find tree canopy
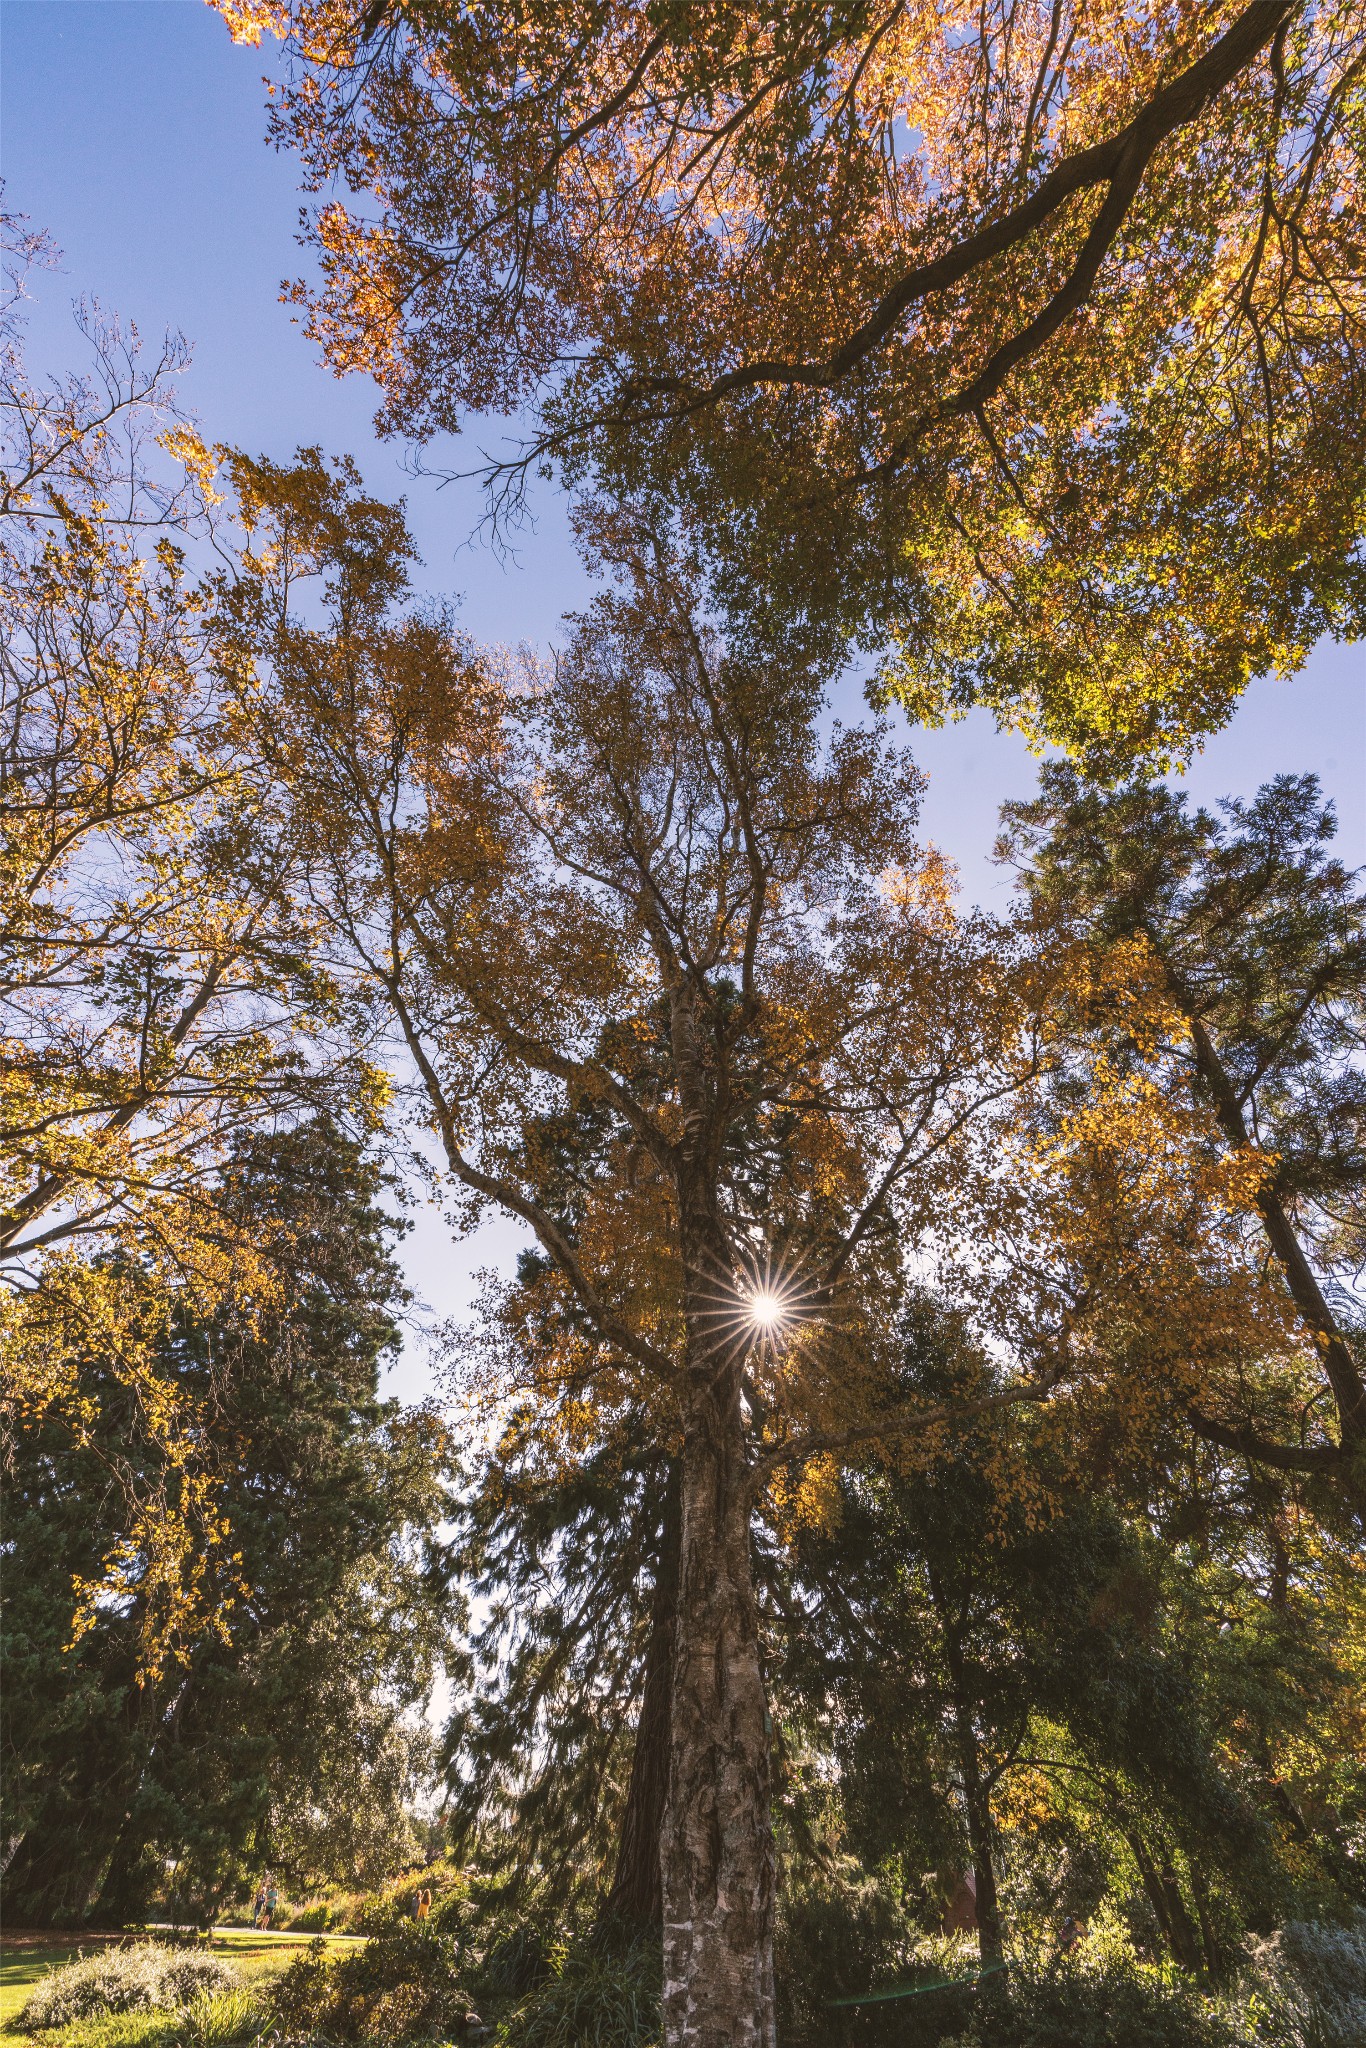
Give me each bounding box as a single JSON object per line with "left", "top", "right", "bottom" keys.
{"left": 215, "top": 0, "right": 1366, "bottom": 764}
{"left": 5, "top": 32, "right": 1364, "bottom": 2041}
{"left": 1, "top": 1115, "right": 454, "bottom": 1926}
{"left": 1001, "top": 765, "right": 1366, "bottom": 1478}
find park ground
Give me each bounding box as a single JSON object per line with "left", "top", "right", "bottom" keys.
{"left": 0, "top": 1929, "right": 361, "bottom": 2036}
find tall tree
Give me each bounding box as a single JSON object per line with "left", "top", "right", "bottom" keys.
{"left": 215, "top": 0, "right": 1365, "bottom": 766}
{"left": 221, "top": 455, "right": 1103, "bottom": 2047}
{"left": 0, "top": 226, "right": 382, "bottom": 1661}
{"left": 1, "top": 1116, "right": 454, "bottom": 1925}
{"left": 999, "top": 767, "right": 1366, "bottom": 1479}
{"left": 443, "top": 1401, "right": 678, "bottom": 1930}
{"left": 220, "top": 452, "right": 1355, "bottom": 2040}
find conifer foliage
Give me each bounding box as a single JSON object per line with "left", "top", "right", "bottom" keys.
{"left": 1001, "top": 767, "right": 1366, "bottom": 1478}
{"left": 1, "top": 1116, "right": 455, "bottom": 1926}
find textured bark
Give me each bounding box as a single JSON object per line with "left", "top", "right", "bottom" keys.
{"left": 941, "top": 1635, "right": 1003, "bottom": 1962}
{"left": 602, "top": 1460, "right": 681, "bottom": 1932}
{"left": 1129, "top": 1828, "right": 1203, "bottom": 1975}
{"left": 1127, "top": 1831, "right": 1178, "bottom": 1954}
{"left": 928, "top": 1563, "right": 1004, "bottom": 1967}
{"left": 1191, "top": 1868, "right": 1223, "bottom": 1983}
{"left": 660, "top": 1369, "right": 775, "bottom": 2048}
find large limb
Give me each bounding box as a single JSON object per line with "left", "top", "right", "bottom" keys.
{"left": 383, "top": 973, "right": 675, "bottom": 1382}
{"left": 630, "top": 1, "right": 1299, "bottom": 419}
{"left": 1185, "top": 1404, "right": 1354, "bottom": 1474}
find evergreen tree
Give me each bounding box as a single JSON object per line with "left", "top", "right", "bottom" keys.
{"left": 1000, "top": 768, "right": 1366, "bottom": 1479}
{"left": 1, "top": 1117, "right": 455, "bottom": 1925}
{"left": 779, "top": 1300, "right": 1356, "bottom": 1976}
{"left": 443, "top": 1411, "right": 677, "bottom": 1930}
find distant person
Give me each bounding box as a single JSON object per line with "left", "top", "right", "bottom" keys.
{"left": 415, "top": 1887, "right": 432, "bottom": 1921}
{"left": 257, "top": 1874, "right": 279, "bottom": 1930}
{"left": 1058, "top": 1914, "right": 1084, "bottom": 1954}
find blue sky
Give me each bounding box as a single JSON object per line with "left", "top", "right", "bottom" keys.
{"left": 4, "top": 0, "right": 1363, "bottom": 1393}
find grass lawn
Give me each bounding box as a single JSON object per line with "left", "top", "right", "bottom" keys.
{"left": 0, "top": 1931, "right": 361, "bottom": 2036}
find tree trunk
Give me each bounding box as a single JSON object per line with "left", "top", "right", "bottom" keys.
{"left": 1191, "top": 1866, "right": 1223, "bottom": 1983}
{"left": 1127, "top": 1830, "right": 1178, "bottom": 1956}
{"left": 602, "top": 1459, "right": 681, "bottom": 1933}
{"left": 1155, "top": 1847, "right": 1203, "bottom": 1974}
{"left": 962, "top": 1775, "right": 1004, "bottom": 1967}
{"left": 930, "top": 1567, "right": 1004, "bottom": 1967}
{"left": 660, "top": 1372, "right": 775, "bottom": 2048}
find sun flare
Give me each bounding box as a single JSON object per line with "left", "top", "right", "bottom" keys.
{"left": 746, "top": 1289, "right": 787, "bottom": 1331}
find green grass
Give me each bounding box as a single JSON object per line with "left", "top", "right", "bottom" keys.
{"left": 0, "top": 1932, "right": 358, "bottom": 2038}
{"left": 0, "top": 1952, "right": 88, "bottom": 2035}
{"left": 1, "top": 1987, "right": 264, "bottom": 2048}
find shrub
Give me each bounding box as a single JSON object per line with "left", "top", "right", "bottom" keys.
{"left": 284, "top": 1901, "right": 337, "bottom": 1933}
{"left": 775, "top": 1875, "right": 1242, "bottom": 2048}
{"left": 967, "top": 1956, "right": 1242, "bottom": 2048}
{"left": 154, "top": 1956, "right": 238, "bottom": 2010}
{"left": 267, "top": 1925, "right": 485, "bottom": 2043}
{"left": 495, "top": 1939, "right": 660, "bottom": 2048}
{"left": 470, "top": 1916, "right": 557, "bottom": 2002}
{"left": 1243, "top": 1912, "right": 1366, "bottom": 2048}
{"left": 17, "top": 1946, "right": 237, "bottom": 2032}
{"left": 776, "top": 1863, "right": 978, "bottom": 2047}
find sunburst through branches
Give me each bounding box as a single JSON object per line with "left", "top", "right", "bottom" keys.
{"left": 690, "top": 1245, "right": 824, "bottom": 1364}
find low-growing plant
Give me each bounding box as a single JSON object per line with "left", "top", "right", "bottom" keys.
{"left": 968, "top": 1954, "right": 1243, "bottom": 2048}
{"left": 17, "top": 1947, "right": 238, "bottom": 2033}
{"left": 469, "top": 1915, "right": 557, "bottom": 2002}
{"left": 1242, "top": 1912, "right": 1366, "bottom": 2048}
{"left": 776, "top": 1863, "right": 979, "bottom": 2047}
{"left": 495, "top": 1938, "right": 660, "bottom": 2048}
{"left": 284, "top": 1901, "right": 337, "bottom": 1933}
{"left": 267, "top": 1925, "right": 485, "bottom": 2043}
{"left": 18, "top": 1987, "right": 267, "bottom": 2048}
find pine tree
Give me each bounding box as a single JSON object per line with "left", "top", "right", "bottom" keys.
{"left": 1, "top": 1117, "right": 455, "bottom": 1925}
{"left": 1000, "top": 767, "right": 1366, "bottom": 1480}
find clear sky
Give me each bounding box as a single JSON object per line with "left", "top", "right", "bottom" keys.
{"left": 4, "top": 0, "right": 1363, "bottom": 1394}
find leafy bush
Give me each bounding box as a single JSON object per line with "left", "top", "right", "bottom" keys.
{"left": 495, "top": 1939, "right": 660, "bottom": 2048}
{"left": 284, "top": 1901, "right": 338, "bottom": 1932}
{"left": 1243, "top": 1913, "right": 1366, "bottom": 2048}
{"left": 775, "top": 1871, "right": 1244, "bottom": 2048}
{"left": 470, "top": 1917, "right": 557, "bottom": 2002}
{"left": 264, "top": 1908, "right": 653, "bottom": 2047}
{"left": 267, "top": 1926, "right": 485, "bottom": 2043}
{"left": 155, "top": 1957, "right": 239, "bottom": 2010}
{"left": 17, "top": 1946, "right": 237, "bottom": 2032}
{"left": 776, "top": 1863, "right": 978, "bottom": 2047}
{"left": 956, "top": 1956, "right": 1242, "bottom": 2048}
